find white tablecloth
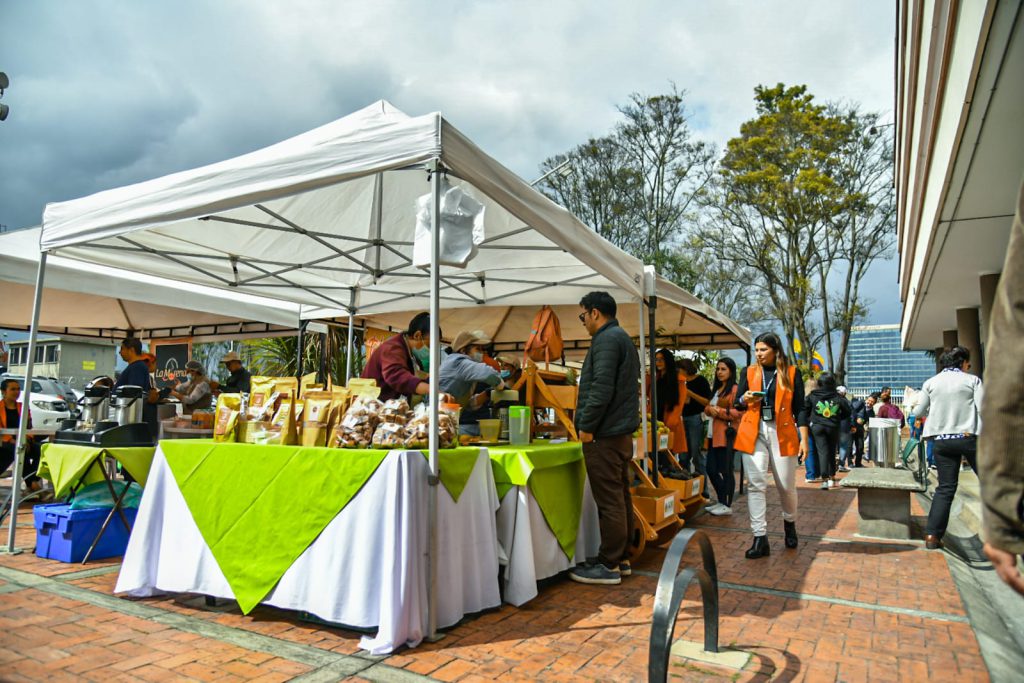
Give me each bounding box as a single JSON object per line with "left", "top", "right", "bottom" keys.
{"left": 496, "top": 476, "right": 600, "bottom": 606}
{"left": 115, "top": 447, "right": 501, "bottom": 654}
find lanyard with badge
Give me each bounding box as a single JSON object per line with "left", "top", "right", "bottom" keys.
{"left": 760, "top": 368, "right": 776, "bottom": 422}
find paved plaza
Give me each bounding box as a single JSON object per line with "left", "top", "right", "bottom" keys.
{"left": 0, "top": 472, "right": 1004, "bottom": 682}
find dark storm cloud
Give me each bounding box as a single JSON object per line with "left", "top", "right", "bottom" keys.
{"left": 0, "top": 0, "right": 900, "bottom": 322}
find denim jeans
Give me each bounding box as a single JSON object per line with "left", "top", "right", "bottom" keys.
{"left": 682, "top": 413, "right": 707, "bottom": 495}
{"left": 706, "top": 445, "right": 735, "bottom": 507}
{"left": 925, "top": 437, "right": 977, "bottom": 538}
{"left": 804, "top": 432, "right": 819, "bottom": 480}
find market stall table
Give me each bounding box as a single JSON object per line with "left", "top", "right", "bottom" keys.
{"left": 36, "top": 442, "right": 157, "bottom": 562}
{"left": 489, "top": 441, "right": 600, "bottom": 606}
{"left": 115, "top": 441, "right": 501, "bottom": 654}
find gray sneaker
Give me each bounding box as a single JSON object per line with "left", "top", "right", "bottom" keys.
{"left": 569, "top": 563, "right": 621, "bottom": 585}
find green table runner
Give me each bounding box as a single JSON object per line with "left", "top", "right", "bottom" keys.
{"left": 39, "top": 443, "right": 157, "bottom": 499}
{"left": 160, "top": 441, "right": 483, "bottom": 614}
{"left": 489, "top": 442, "right": 586, "bottom": 560}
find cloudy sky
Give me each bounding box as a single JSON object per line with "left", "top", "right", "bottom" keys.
{"left": 0, "top": 0, "right": 900, "bottom": 324}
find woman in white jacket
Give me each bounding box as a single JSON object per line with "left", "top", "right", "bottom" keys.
{"left": 917, "top": 346, "right": 984, "bottom": 550}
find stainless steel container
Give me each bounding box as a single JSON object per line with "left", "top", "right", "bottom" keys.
{"left": 78, "top": 385, "right": 111, "bottom": 425}
{"left": 110, "top": 385, "right": 145, "bottom": 425}
{"left": 868, "top": 417, "right": 901, "bottom": 467}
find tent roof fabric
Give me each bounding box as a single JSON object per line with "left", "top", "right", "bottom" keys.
{"left": 39, "top": 101, "right": 749, "bottom": 348}
{"left": 0, "top": 227, "right": 300, "bottom": 339}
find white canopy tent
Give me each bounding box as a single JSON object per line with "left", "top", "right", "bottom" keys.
{"left": 12, "top": 101, "right": 748, "bottom": 639}
{"left": 352, "top": 276, "right": 750, "bottom": 361}
{"left": 0, "top": 227, "right": 301, "bottom": 340}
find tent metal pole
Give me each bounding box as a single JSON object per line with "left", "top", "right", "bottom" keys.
{"left": 637, "top": 299, "right": 649, "bottom": 478}
{"left": 648, "top": 298, "right": 659, "bottom": 486}
{"left": 295, "top": 321, "right": 306, "bottom": 378}
{"left": 426, "top": 158, "right": 442, "bottom": 641}
{"left": 318, "top": 332, "right": 328, "bottom": 386}
{"left": 345, "top": 290, "right": 356, "bottom": 383}
{"left": 5, "top": 252, "right": 47, "bottom": 554}
{"left": 644, "top": 266, "right": 658, "bottom": 486}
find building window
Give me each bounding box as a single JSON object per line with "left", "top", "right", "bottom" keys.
{"left": 45, "top": 345, "right": 59, "bottom": 363}
{"left": 35, "top": 346, "right": 44, "bottom": 363}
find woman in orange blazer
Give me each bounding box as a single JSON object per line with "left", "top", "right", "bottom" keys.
{"left": 733, "top": 332, "right": 809, "bottom": 559}
{"left": 703, "top": 358, "right": 741, "bottom": 515}
{"left": 654, "top": 349, "right": 687, "bottom": 464}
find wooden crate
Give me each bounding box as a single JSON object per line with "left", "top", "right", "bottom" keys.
{"left": 533, "top": 384, "right": 577, "bottom": 410}
{"left": 631, "top": 486, "right": 678, "bottom": 525}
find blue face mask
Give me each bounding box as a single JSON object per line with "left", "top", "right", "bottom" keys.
{"left": 412, "top": 344, "right": 430, "bottom": 371}
{"left": 500, "top": 370, "right": 511, "bottom": 379}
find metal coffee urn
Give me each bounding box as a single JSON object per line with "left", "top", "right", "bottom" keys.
{"left": 110, "top": 385, "right": 144, "bottom": 425}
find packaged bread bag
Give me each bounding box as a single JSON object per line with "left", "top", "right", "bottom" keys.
{"left": 213, "top": 394, "right": 242, "bottom": 443}
{"left": 301, "top": 390, "right": 334, "bottom": 447}
{"left": 271, "top": 390, "right": 300, "bottom": 445}
{"left": 332, "top": 395, "right": 383, "bottom": 448}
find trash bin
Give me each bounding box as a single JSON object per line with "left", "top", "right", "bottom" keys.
{"left": 868, "top": 417, "right": 901, "bottom": 467}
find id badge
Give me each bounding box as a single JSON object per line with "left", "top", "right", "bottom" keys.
{"left": 760, "top": 403, "right": 775, "bottom": 422}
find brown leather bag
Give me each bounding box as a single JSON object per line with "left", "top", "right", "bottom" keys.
{"left": 524, "top": 305, "right": 564, "bottom": 365}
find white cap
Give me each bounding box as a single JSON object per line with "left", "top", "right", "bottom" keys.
{"left": 837, "top": 385, "right": 847, "bottom": 395}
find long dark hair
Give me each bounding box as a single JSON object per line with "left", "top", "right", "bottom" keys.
{"left": 712, "top": 357, "right": 737, "bottom": 397}
{"left": 655, "top": 349, "right": 680, "bottom": 415}
{"left": 754, "top": 332, "right": 792, "bottom": 392}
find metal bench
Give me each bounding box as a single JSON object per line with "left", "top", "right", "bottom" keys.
{"left": 839, "top": 439, "right": 927, "bottom": 540}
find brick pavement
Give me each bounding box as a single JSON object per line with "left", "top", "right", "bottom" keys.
{"left": 0, "top": 469, "right": 990, "bottom": 682}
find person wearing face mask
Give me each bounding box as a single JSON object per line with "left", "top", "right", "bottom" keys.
{"left": 170, "top": 361, "right": 213, "bottom": 414}
{"left": 361, "top": 312, "right": 440, "bottom": 401}
{"left": 440, "top": 330, "right": 505, "bottom": 435}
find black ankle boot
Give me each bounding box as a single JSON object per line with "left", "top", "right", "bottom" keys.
{"left": 745, "top": 535, "right": 770, "bottom": 559}
{"left": 784, "top": 521, "right": 798, "bottom": 549}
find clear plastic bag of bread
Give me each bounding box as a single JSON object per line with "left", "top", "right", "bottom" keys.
{"left": 380, "top": 398, "right": 411, "bottom": 425}
{"left": 403, "top": 402, "right": 456, "bottom": 449}
{"left": 371, "top": 421, "right": 407, "bottom": 448}
{"left": 333, "top": 395, "right": 383, "bottom": 448}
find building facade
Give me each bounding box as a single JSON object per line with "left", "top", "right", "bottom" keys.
{"left": 896, "top": 1, "right": 1022, "bottom": 375}
{"left": 845, "top": 324, "right": 936, "bottom": 400}
{"left": 6, "top": 336, "right": 117, "bottom": 389}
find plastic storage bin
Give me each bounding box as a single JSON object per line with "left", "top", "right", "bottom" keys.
{"left": 33, "top": 503, "right": 138, "bottom": 563}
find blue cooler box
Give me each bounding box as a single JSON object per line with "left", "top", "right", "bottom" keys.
{"left": 33, "top": 503, "right": 138, "bottom": 563}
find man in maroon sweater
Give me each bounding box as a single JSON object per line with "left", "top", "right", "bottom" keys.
{"left": 361, "top": 312, "right": 440, "bottom": 401}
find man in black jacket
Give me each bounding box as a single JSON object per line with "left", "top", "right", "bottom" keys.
{"left": 569, "top": 291, "right": 640, "bottom": 586}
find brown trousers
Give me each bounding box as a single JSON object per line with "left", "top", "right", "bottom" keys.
{"left": 583, "top": 433, "right": 634, "bottom": 568}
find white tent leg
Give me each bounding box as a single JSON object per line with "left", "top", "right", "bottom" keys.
{"left": 5, "top": 252, "right": 47, "bottom": 554}
{"left": 638, "top": 298, "right": 649, "bottom": 477}
{"left": 426, "top": 159, "right": 442, "bottom": 641}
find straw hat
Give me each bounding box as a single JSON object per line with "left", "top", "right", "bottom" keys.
{"left": 220, "top": 351, "right": 242, "bottom": 364}
{"left": 452, "top": 330, "right": 491, "bottom": 353}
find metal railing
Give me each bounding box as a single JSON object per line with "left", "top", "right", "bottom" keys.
{"left": 648, "top": 528, "right": 719, "bottom": 682}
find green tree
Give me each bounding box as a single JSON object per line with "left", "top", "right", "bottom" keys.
{"left": 700, "top": 84, "right": 857, "bottom": 358}
{"left": 243, "top": 327, "right": 364, "bottom": 385}
{"left": 539, "top": 86, "right": 716, "bottom": 287}
{"left": 813, "top": 107, "right": 896, "bottom": 382}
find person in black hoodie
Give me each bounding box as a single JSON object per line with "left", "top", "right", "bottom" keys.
{"left": 802, "top": 372, "right": 851, "bottom": 490}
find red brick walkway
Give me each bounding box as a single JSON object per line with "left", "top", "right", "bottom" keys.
{"left": 0, "top": 472, "right": 989, "bottom": 682}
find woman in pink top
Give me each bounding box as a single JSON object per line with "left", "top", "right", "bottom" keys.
{"left": 704, "top": 358, "right": 742, "bottom": 515}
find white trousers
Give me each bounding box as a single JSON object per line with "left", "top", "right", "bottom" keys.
{"left": 741, "top": 420, "right": 798, "bottom": 537}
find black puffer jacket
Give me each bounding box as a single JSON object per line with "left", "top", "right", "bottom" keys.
{"left": 575, "top": 320, "right": 640, "bottom": 438}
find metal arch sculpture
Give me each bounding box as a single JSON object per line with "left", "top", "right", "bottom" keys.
{"left": 648, "top": 528, "right": 719, "bottom": 682}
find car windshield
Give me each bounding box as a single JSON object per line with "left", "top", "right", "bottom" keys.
{"left": 1, "top": 377, "right": 44, "bottom": 394}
